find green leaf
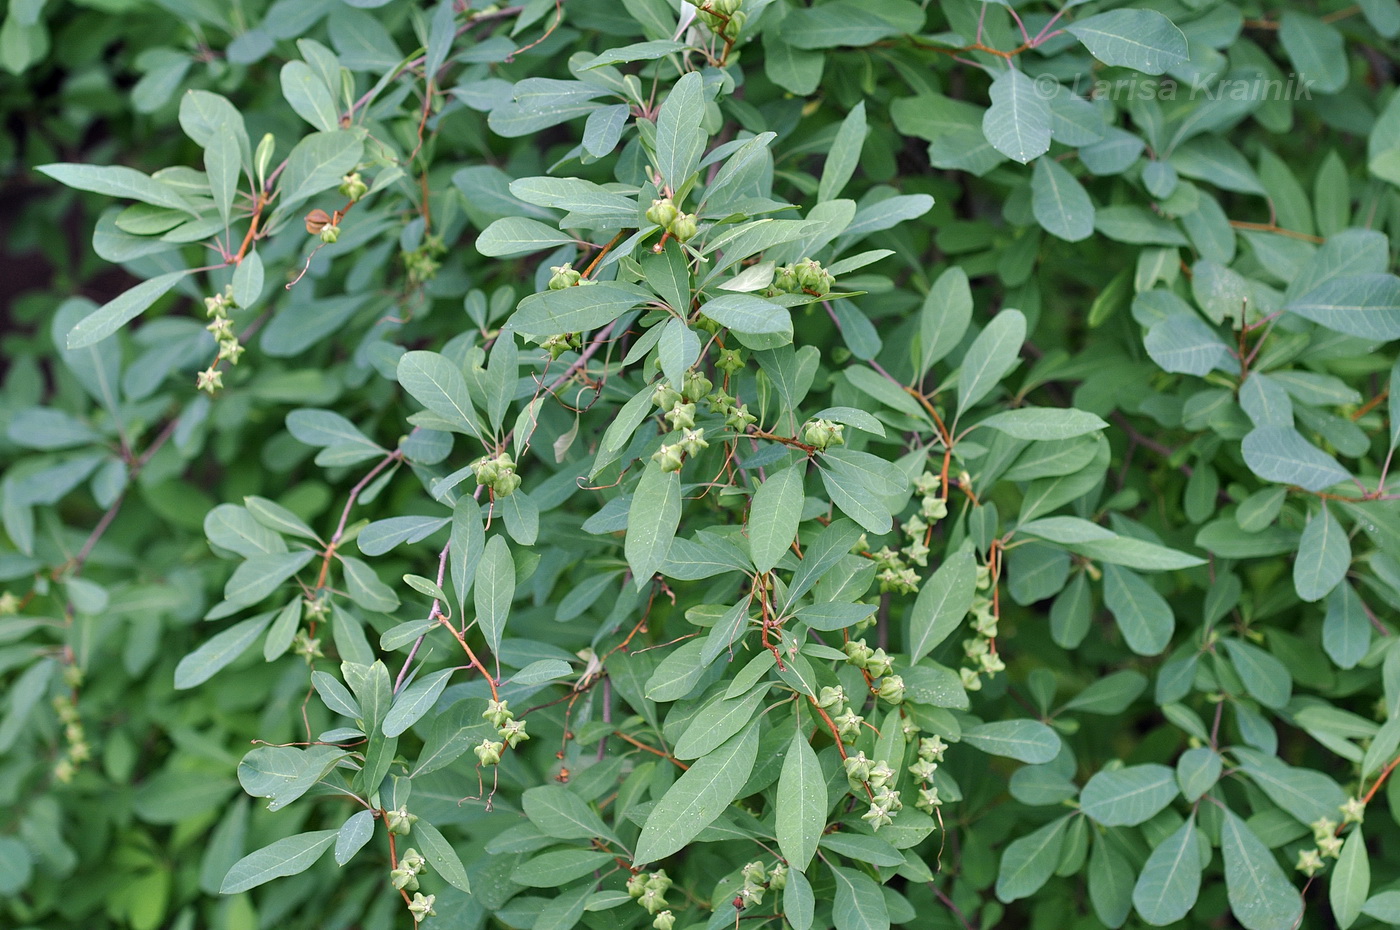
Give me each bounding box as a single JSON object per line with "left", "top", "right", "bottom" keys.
{"left": 633, "top": 721, "right": 759, "bottom": 864}
{"left": 1390, "top": 356, "right": 1400, "bottom": 452}
{"left": 397, "top": 350, "right": 484, "bottom": 436}
{"left": 1279, "top": 12, "right": 1348, "bottom": 94}
{"left": 1177, "top": 748, "right": 1222, "bottom": 802}
{"left": 831, "top": 864, "right": 891, "bottom": 930}
{"left": 511, "top": 282, "right": 652, "bottom": 338}
{"left": 220, "top": 830, "right": 338, "bottom": 894}
{"left": 205, "top": 124, "right": 239, "bottom": 227}
{"left": 277, "top": 130, "right": 364, "bottom": 212}
{"left": 1220, "top": 807, "right": 1303, "bottom": 930}
{"left": 1132, "top": 817, "right": 1202, "bottom": 926}
{"left": 1363, "top": 890, "right": 1400, "bottom": 923}
{"left": 237, "top": 744, "right": 347, "bottom": 812}
{"left": 1102, "top": 564, "right": 1174, "bottom": 656}
{"left": 674, "top": 687, "right": 768, "bottom": 759}
{"left": 1031, "top": 157, "right": 1094, "bottom": 242}
{"left": 654, "top": 71, "right": 706, "bottom": 192}
{"left": 1065, "top": 10, "right": 1189, "bottom": 75}
{"left": 287, "top": 409, "right": 382, "bottom": 455}
{"left": 1234, "top": 748, "right": 1346, "bottom": 826}
{"left": 776, "top": 729, "right": 824, "bottom": 870}
{"left": 982, "top": 69, "right": 1051, "bottom": 165}
{"left": 477, "top": 217, "right": 576, "bottom": 258}
{"left": 1332, "top": 827, "right": 1369, "bottom": 930}
{"left": 475, "top": 535, "right": 514, "bottom": 654}
{"left": 37, "top": 162, "right": 195, "bottom": 213}
{"left": 819, "top": 101, "right": 867, "bottom": 202}
{"left": 640, "top": 239, "right": 690, "bottom": 315}
{"left": 702, "top": 294, "right": 792, "bottom": 335}
{"left": 414, "top": 820, "right": 472, "bottom": 893}
{"left": 245, "top": 496, "right": 319, "bottom": 542}
{"left": 450, "top": 494, "right": 484, "bottom": 620}
{"left": 626, "top": 462, "right": 681, "bottom": 588}
{"left": 383, "top": 669, "right": 453, "bottom": 737}
{"left": 1324, "top": 582, "right": 1371, "bottom": 670}
{"left": 334, "top": 810, "right": 375, "bottom": 866}
{"left": 977, "top": 407, "right": 1108, "bottom": 441}
{"left": 523, "top": 785, "right": 621, "bottom": 845}
{"left": 1060, "top": 670, "right": 1147, "bottom": 715}
{"left": 281, "top": 60, "right": 338, "bottom": 131}
{"left": 784, "top": 0, "right": 923, "bottom": 49}
{"left": 962, "top": 719, "right": 1061, "bottom": 763}
{"left": 957, "top": 309, "right": 1026, "bottom": 419}
{"left": 1079, "top": 764, "right": 1179, "bottom": 826}
{"left": 907, "top": 546, "right": 977, "bottom": 663}
{"left": 1144, "top": 315, "right": 1231, "bottom": 376}
{"left": 357, "top": 515, "right": 450, "bottom": 556}
{"left": 66, "top": 270, "right": 190, "bottom": 348}
{"left": 749, "top": 464, "right": 804, "bottom": 574}
{"left": 1221, "top": 639, "right": 1292, "bottom": 709}
{"left": 785, "top": 868, "right": 815, "bottom": 930}
{"left": 1285, "top": 274, "right": 1400, "bottom": 340}
{"left": 512, "top": 849, "right": 615, "bottom": 887}
{"left": 1294, "top": 505, "right": 1349, "bottom": 602}
{"left": 918, "top": 266, "right": 973, "bottom": 376}
{"left": 996, "top": 815, "right": 1071, "bottom": 902}
{"left": 222, "top": 551, "right": 316, "bottom": 611}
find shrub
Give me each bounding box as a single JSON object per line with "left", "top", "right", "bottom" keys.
{"left": 4, "top": 1, "right": 1400, "bottom": 929}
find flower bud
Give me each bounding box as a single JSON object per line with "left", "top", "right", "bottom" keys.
{"left": 725, "top": 404, "right": 756, "bottom": 430}
{"left": 843, "top": 750, "right": 874, "bottom": 782}
{"left": 653, "top": 443, "right": 686, "bottom": 473}
{"left": 390, "top": 867, "right": 419, "bottom": 891}
{"left": 876, "top": 675, "right": 905, "bottom": 704}
{"left": 320, "top": 224, "right": 341, "bottom": 244}
{"left": 868, "top": 761, "right": 895, "bottom": 790}
{"left": 817, "top": 685, "right": 846, "bottom": 709}
{"left": 653, "top": 911, "right": 676, "bottom": 930}
{"left": 541, "top": 333, "right": 572, "bottom": 359}
{"left": 408, "top": 892, "right": 436, "bottom": 923}
{"left": 833, "top": 707, "right": 863, "bottom": 743}
{"left": 339, "top": 172, "right": 369, "bottom": 201}
{"left": 196, "top": 367, "right": 224, "bottom": 395}
{"left": 716, "top": 348, "right": 744, "bottom": 373}
{"left": 682, "top": 371, "right": 713, "bottom": 403}
{"left": 548, "top": 263, "right": 582, "bottom": 290}
{"left": 386, "top": 806, "right": 418, "bottom": 835}
{"left": 667, "top": 213, "right": 699, "bottom": 243}
{"left": 665, "top": 401, "right": 697, "bottom": 431}
{"left": 843, "top": 639, "right": 874, "bottom": 668}
{"left": 919, "top": 735, "right": 947, "bottom": 762}
{"left": 646, "top": 198, "right": 680, "bottom": 229}
{"left": 865, "top": 648, "right": 893, "bottom": 678}
{"left": 639, "top": 886, "right": 669, "bottom": 914}
{"left": 802, "top": 418, "right": 844, "bottom": 450}
{"left": 499, "top": 717, "right": 530, "bottom": 748}
{"left": 474, "top": 739, "right": 504, "bottom": 765}
{"left": 483, "top": 699, "right": 513, "bottom": 728}
{"left": 679, "top": 428, "right": 709, "bottom": 456}
{"left": 652, "top": 382, "right": 683, "bottom": 412}
{"left": 916, "top": 786, "right": 943, "bottom": 813}
{"left": 768, "top": 863, "right": 787, "bottom": 890}
{"left": 773, "top": 264, "right": 799, "bottom": 294}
